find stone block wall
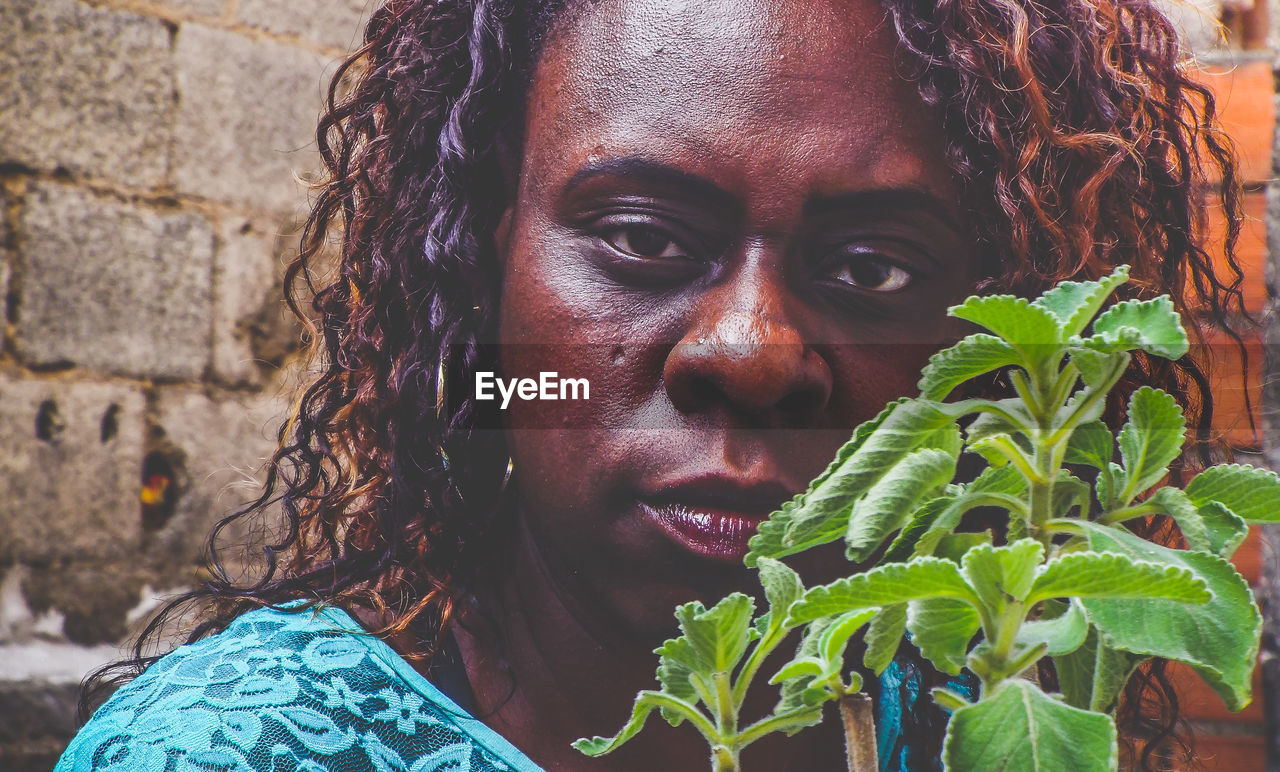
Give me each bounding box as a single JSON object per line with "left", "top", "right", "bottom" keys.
{"left": 0, "top": 1, "right": 366, "bottom": 769}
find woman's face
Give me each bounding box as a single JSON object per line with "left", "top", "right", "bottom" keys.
{"left": 497, "top": 0, "right": 980, "bottom": 637}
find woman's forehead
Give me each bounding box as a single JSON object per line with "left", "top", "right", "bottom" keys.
{"left": 520, "top": 0, "right": 954, "bottom": 209}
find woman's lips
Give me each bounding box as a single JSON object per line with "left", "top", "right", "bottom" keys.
{"left": 637, "top": 477, "right": 791, "bottom": 563}
{"left": 639, "top": 501, "right": 768, "bottom": 562}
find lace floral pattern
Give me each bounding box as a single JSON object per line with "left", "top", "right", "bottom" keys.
{"left": 57, "top": 603, "right": 973, "bottom": 771}
{"left": 55, "top": 605, "right": 543, "bottom": 772}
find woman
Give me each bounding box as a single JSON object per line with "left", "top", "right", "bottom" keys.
{"left": 59, "top": 0, "right": 1249, "bottom": 770}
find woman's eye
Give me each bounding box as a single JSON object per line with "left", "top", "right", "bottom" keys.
{"left": 826, "top": 259, "right": 913, "bottom": 293}
{"left": 603, "top": 226, "right": 686, "bottom": 259}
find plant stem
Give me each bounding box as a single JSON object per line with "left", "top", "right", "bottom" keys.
{"left": 840, "top": 694, "right": 879, "bottom": 772}
{"left": 711, "top": 745, "right": 739, "bottom": 772}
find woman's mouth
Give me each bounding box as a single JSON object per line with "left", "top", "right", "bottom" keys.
{"left": 638, "top": 502, "right": 769, "bottom": 562}
{"left": 637, "top": 477, "right": 792, "bottom": 563}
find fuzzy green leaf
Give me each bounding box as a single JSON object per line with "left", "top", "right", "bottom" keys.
{"left": 863, "top": 603, "right": 907, "bottom": 675}
{"left": 755, "top": 400, "right": 961, "bottom": 561}
{"left": 773, "top": 610, "right": 876, "bottom": 715}
{"left": 1090, "top": 296, "right": 1189, "bottom": 360}
{"left": 962, "top": 540, "right": 1044, "bottom": 610}
{"left": 1015, "top": 599, "right": 1089, "bottom": 657}
{"left": 1052, "top": 472, "right": 1092, "bottom": 519}
{"left": 773, "top": 617, "right": 834, "bottom": 714}
{"left": 1145, "top": 486, "right": 1211, "bottom": 553}
{"left": 1033, "top": 265, "right": 1130, "bottom": 336}
{"left": 1053, "top": 626, "right": 1145, "bottom": 712}
{"left": 1064, "top": 420, "right": 1113, "bottom": 470}
{"left": 574, "top": 691, "right": 706, "bottom": 756}
{"left": 943, "top": 679, "right": 1118, "bottom": 771}
{"left": 788, "top": 559, "right": 977, "bottom": 625}
{"left": 949, "top": 295, "right": 1064, "bottom": 370}
{"left": 903, "top": 467, "right": 1028, "bottom": 560}
{"left": 746, "top": 399, "right": 906, "bottom": 566}
{"left": 845, "top": 447, "right": 957, "bottom": 562}
{"left": 1186, "top": 464, "right": 1280, "bottom": 523}
{"left": 1198, "top": 501, "right": 1250, "bottom": 560}
{"left": 1079, "top": 522, "right": 1262, "bottom": 711}
{"left": 674, "top": 594, "right": 756, "bottom": 675}
{"left": 654, "top": 637, "right": 700, "bottom": 724}
{"left": 964, "top": 398, "right": 1034, "bottom": 446}
{"left": 907, "top": 597, "right": 981, "bottom": 675}
{"left": 1027, "top": 552, "right": 1209, "bottom": 606}
{"left": 1117, "top": 387, "right": 1184, "bottom": 501}
{"left": 756, "top": 557, "right": 804, "bottom": 627}
{"left": 1069, "top": 347, "right": 1123, "bottom": 389}
{"left": 917, "top": 334, "right": 1020, "bottom": 401}
{"left": 882, "top": 495, "right": 957, "bottom": 563}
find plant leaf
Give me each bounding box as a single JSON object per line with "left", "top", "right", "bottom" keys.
{"left": 949, "top": 295, "right": 1064, "bottom": 370}
{"left": 1117, "top": 387, "right": 1184, "bottom": 502}
{"left": 882, "top": 495, "right": 957, "bottom": 563}
{"left": 1053, "top": 626, "right": 1145, "bottom": 712}
{"left": 574, "top": 691, "right": 706, "bottom": 756}
{"left": 845, "top": 447, "right": 957, "bottom": 562}
{"left": 907, "top": 597, "right": 981, "bottom": 675}
{"left": 1186, "top": 463, "right": 1280, "bottom": 523}
{"left": 964, "top": 398, "right": 1034, "bottom": 446}
{"left": 1064, "top": 421, "right": 1113, "bottom": 470}
{"left": 862, "top": 603, "right": 907, "bottom": 675}
{"left": 1052, "top": 472, "right": 1092, "bottom": 519}
{"left": 1027, "top": 551, "right": 1209, "bottom": 606}
{"left": 674, "top": 594, "right": 756, "bottom": 675}
{"left": 756, "top": 557, "right": 804, "bottom": 628}
{"left": 788, "top": 559, "right": 977, "bottom": 625}
{"left": 961, "top": 540, "right": 1045, "bottom": 610}
{"left": 942, "top": 679, "right": 1117, "bottom": 771}
{"left": 1090, "top": 296, "right": 1189, "bottom": 360}
{"left": 753, "top": 400, "right": 961, "bottom": 561}
{"left": 1015, "top": 599, "right": 1088, "bottom": 656}
{"left": 654, "top": 637, "right": 700, "bottom": 724}
{"left": 1069, "top": 347, "right": 1123, "bottom": 389}
{"left": 746, "top": 399, "right": 905, "bottom": 566}
{"left": 905, "top": 466, "right": 1028, "bottom": 560}
{"left": 1078, "top": 522, "right": 1262, "bottom": 711}
{"left": 1144, "top": 487, "right": 1211, "bottom": 553}
{"left": 1033, "top": 265, "right": 1130, "bottom": 336}
{"left": 917, "top": 334, "right": 1020, "bottom": 401}
{"left": 1198, "top": 501, "right": 1250, "bottom": 560}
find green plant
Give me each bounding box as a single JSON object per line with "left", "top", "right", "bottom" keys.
{"left": 573, "top": 266, "right": 1275, "bottom": 770}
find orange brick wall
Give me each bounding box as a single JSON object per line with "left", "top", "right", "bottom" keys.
{"left": 1178, "top": 60, "right": 1272, "bottom": 772}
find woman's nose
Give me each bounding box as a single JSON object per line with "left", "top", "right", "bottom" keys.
{"left": 662, "top": 273, "right": 833, "bottom": 422}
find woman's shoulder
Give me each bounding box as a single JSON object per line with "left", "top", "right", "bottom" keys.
{"left": 55, "top": 603, "right": 544, "bottom": 772}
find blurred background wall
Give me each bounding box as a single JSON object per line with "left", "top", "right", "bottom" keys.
{"left": 0, "top": 1, "right": 1276, "bottom": 770}
{"left": 0, "top": 1, "right": 366, "bottom": 768}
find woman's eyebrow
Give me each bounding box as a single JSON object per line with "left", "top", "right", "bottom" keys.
{"left": 804, "top": 188, "right": 962, "bottom": 231}
{"left": 561, "top": 156, "right": 737, "bottom": 208}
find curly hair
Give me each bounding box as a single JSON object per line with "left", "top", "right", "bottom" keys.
{"left": 86, "top": 0, "right": 1252, "bottom": 767}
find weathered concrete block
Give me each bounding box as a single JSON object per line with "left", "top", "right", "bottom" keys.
{"left": 156, "top": 0, "right": 227, "bottom": 17}
{"left": 0, "top": 376, "right": 144, "bottom": 564}
{"left": 172, "top": 24, "right": 331, "bottom": 212}
{"left": 238, "top": 0, "right": 370, "bottom": 50}
{"left": 0, "top": 0, "right": 173, "bottom": 187}
{"left": 1154, "top": 0, "right": 1227, "bottom": 55}
{"left": 15, "top": 182, "right": 214, "bottom": 379}
{"left": 149, "top": 385, "right": 291, "bottom": 570}
{"left": 213, "top": 216, "right": 301, "bottom": 385}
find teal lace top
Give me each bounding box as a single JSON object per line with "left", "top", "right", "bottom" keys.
{"left": 57, "top": 604, "right": 974, "bottom": 771}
